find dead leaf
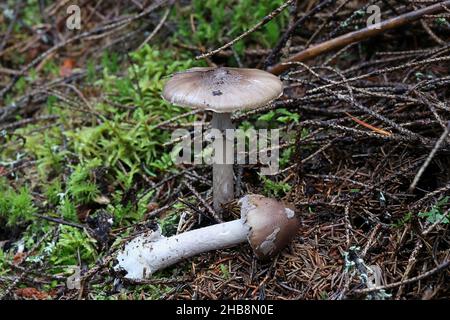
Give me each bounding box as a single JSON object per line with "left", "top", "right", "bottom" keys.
{"left": 15, "top": 287, "right": 53, "bottom": 300}
{"left": 13, "top": 252, "right": 26, "bottom": 265}
{"left": 345, "top": 112, "right": 392, "bottom": 136}
{"left": 147, "top": 202, "right": 159, "bottom": 212}
{"left": 59, "top": 58, "right": 76, "bottom": 77}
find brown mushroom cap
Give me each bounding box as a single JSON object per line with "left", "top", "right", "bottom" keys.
{"left": 162, "top": 67, "right": 283, "bottom": 113}
{"left": 239, "top": 194, "right": 300, "bottom": 260}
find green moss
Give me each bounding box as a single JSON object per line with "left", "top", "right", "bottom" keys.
{"left": 49, "top": 226, "right": 97, "bottom": 266}
{"left": 0, "top": 179, "right": 36, "bottom": 226}
{"left": 418, "top": 196, "right": 449, "bottom": 224}
{"left": 174, "top": 0, "right": 288, "bottom": 59}
{"left": 66, "top": 160, "right": 101, "bottom": 205}
{"left": 260, "top": 175, "right": 292, "bottom": 197}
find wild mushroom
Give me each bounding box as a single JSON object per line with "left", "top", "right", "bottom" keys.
{"left": 162, "top": 67, "right": 283, "bottom": 213}
{"left": 115, "top": 194, "right": 300, "bottom": 279}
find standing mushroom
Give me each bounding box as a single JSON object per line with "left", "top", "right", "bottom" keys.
{"left": 162, "top": 67, "right": 283, "bottom": 213}
{"left": 115, "top": 194, "right": 300, "bottom": 279}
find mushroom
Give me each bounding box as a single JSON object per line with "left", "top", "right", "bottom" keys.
{"left": 115, "top": 194, "right": 300, "bottom": 279}
{"left": 162, "top": 67, "right": 283, "bottom": 213}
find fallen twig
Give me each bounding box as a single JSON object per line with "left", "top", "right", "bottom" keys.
{"left": 353, "top": 259, "right": 450, "bottom": 295}
{"left": 195, "top": 0, "right": 294, "bottom": 60}
{"left": 268, "top": 1, "right": 450, "bottom": 75}
{"left": 409, "top": 122, "right": 450, "bottom": 192}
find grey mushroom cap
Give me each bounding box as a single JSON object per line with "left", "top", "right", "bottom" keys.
{"left": 162, "top": 67, "right": 283, "bottom": 113}
{"left": 239, "top": 194, "right": 300, "bottom": 260}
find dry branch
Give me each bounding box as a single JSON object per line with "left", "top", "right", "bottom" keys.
{"left": 268, "top": 1, "right": 450, "bottom": 75}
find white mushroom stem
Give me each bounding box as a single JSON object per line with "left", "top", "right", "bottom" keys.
{"left": 211, "top": 112, "right": 235, "bottom": 213}
{"left": 116, "top": 219, "right": 249, "bottom": 279}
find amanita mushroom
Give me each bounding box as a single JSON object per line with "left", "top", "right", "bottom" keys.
{"left": 115, "top": 194, "right": 300, "bottom": 279}
{"left": 162, "top": 67, "right": 283, "bottom": 212}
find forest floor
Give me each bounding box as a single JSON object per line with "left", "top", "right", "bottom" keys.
{"left": 0, "top": 0, "right": 449, "bottom": 300}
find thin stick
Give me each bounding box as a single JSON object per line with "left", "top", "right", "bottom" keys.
{"left": 138, "top": 6, "right": 172, "bottom": 50}
{"left": 183, "top": 180, "right": 222, "bottom": 223}
{"left": 265, "top": 0, "right": 335, "bottom": 67}
{"left": 34, "top": 213, "right": 87, "bottom": 230}
{"left": 353, "top": 259, "right": 450, "bottom": 294}
{"left": 0, "top": 0, "right": 23, "bottom": 51}
{"left": 268, "top": 1, "right": 450, "bottom": 75}
{"left": 409, "top": 122, "right": 450, "bottom": 192}
{"left": 195, "top": 0, "right": 294, "bottom": 60}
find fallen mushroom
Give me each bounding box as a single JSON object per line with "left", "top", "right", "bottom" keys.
{"left": 162, "top": 67, "right": 283, "bottom": 213}
{"left": 115, "top": 194, "right": 300, "bottom": 279}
